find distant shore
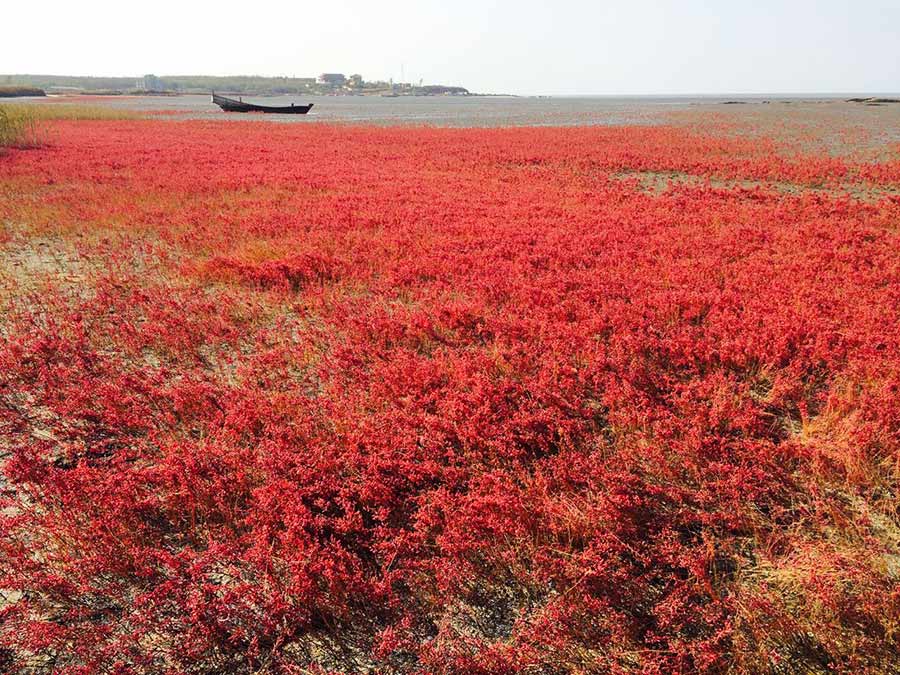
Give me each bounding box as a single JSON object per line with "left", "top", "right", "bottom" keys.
{"left": 1, "top": 74, "right": 478, "bottom": 98}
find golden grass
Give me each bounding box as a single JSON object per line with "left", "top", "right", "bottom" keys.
{"left": 0, "top": 102, "right": 142, "bottom": 121}
{"left": 0, "top": 103, "right": 142, "bottom": 150}
{"left": 0, "top": 105, "right": 39, "bottom": 148}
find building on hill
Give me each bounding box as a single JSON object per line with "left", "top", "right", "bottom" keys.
{"left": 318, "top": 73, "right": 347, "bottom": 87}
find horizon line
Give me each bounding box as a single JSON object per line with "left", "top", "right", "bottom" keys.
{"left": 4, "top": 74, "right": 899, "bottom": 99}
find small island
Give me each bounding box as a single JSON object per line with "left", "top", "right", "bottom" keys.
{"left": 0, "top": 85, "right": 46, "bottom": 98}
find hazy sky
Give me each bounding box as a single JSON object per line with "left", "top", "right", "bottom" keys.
{"left": 4, "top": 0, "right": 899, "bottom": 95}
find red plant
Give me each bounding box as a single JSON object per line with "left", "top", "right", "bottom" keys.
{"left": 1, "top": 118, "right": 899, "bottom": 673}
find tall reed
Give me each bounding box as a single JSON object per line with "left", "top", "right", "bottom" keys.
{"left": 1, "top": 103, "right": 142, "bottom": 149}
{"left": 7, "top": 103, "right": 141, "bottom": 121}
{"left": 0, "top": 104, "right": 39, "bottom": 148}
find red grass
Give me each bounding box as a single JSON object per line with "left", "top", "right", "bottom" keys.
{"left": 1, "top": 119, "right": 899, "bottom": 673}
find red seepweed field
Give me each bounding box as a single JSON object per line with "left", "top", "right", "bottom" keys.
{"left": 2, "top": 115, "right": 900, "bottom": 673}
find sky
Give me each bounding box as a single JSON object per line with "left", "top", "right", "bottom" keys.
{"left": 4, "top": 0, "right": 899, "bottom": 95}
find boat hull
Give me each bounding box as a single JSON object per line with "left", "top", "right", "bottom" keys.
{"left": 212, "top": 93, "right": 313, "bottom": 114}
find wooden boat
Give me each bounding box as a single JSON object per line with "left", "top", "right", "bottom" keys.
{"left": 212, "top": 92, "right": 313, "bottom": 114}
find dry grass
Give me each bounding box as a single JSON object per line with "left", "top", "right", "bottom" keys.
{"left": 0, "top": 105, "right": 39, "bottom": 148}
{"left": 1, "top": 103, "right": 142, "bottom": 150}
{"left": 0, "top": 102, "right": 142, "bottom": 121}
